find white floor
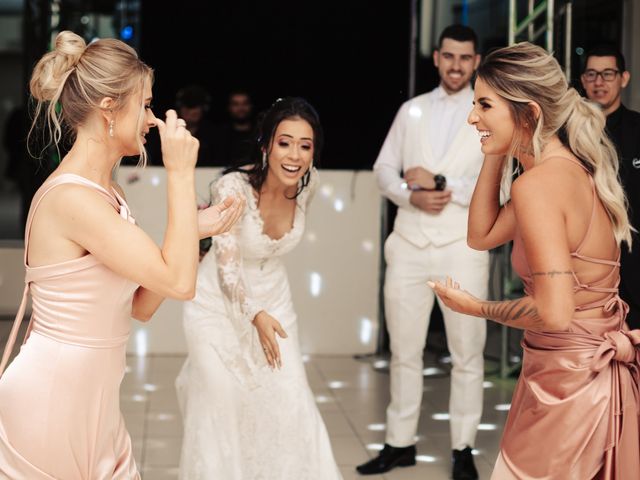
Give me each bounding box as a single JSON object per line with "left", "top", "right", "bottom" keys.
{"left": 121, "top": 353, "right": 514, "bottom": 480}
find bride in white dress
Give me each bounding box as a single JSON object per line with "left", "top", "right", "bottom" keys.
{"left": 176, "top": 97, "right": 342, "bottom": 480}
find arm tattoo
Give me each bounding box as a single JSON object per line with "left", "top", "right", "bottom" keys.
{"left": 479, "top": 296, "right": 545, "bottom": 330}
{"left": 531, "top": 270, "right": 573, "bottom": 278}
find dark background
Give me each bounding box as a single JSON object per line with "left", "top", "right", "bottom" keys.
{"left": 19, "top": 0, "right": 625, "bottom": 172}
{"left": 138, "top": 0, "right": 413, "bottom": 170}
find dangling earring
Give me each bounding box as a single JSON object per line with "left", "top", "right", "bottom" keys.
{"left": 109, "top": 120, "right": 115, "bottom": 138}
{"left": 262, "top": 151, "right": 267, "bottom": 169}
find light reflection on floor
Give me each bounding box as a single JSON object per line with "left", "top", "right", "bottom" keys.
{"left": 121, "top": 354, "right": 514, "bottom": 479}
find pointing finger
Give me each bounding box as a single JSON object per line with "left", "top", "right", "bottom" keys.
{"left": 164, "top": 109, "right": 178, "bottom": 132}
{"left": 154, "top": 117, "right": 166, "bottom": 137}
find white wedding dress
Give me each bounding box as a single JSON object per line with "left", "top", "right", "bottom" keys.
{"left": 176, "top": 170, "right": 342, "bottom": 480}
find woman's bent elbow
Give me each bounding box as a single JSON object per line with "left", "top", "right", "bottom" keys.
{"left": 173, "top": 287, "right": 196, "bottom": 301}
{"left": 467, "top": 235, "right": 486, "bottom": 251}
{"left": 167, "top": 280, "right": 196, "bottom": 301}
{"left": 539, "top": 308, "right": 572, "bottom": 332}
{"left": 132, "top": 311, "right": 153, "bottom": 323}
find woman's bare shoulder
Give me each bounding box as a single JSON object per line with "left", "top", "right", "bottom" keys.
{"left": 514, "top": 157, "right": 580, "bottom": 192}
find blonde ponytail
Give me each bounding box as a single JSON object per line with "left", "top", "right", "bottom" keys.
{"left": 562, "top": 89, "right": 631, "bottom": 246}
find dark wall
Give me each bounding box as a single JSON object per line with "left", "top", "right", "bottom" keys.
{"left": 139, "top": 0, "right": 411, "bottom": 170}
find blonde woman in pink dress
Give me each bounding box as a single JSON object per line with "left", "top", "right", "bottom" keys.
{"left": 0, "top": 31, "right": 242, "bottom": 479}
{"left": 430, "top": 42, "right": 640, "bottom": 479}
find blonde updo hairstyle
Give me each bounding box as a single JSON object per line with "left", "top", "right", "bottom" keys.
{"left": 477, "top": 42, "right": 631, "bottom": 247}
{"left": 29, "top": 30, "right": 153, "bottom": 165}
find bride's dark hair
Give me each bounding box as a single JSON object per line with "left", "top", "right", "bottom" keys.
{"left": 224, "top": 96, "right": 323, "bottom": 198}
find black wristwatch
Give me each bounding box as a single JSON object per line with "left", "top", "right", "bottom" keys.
{"left": 434, "top": 174, "right": 447, "bottom": 191}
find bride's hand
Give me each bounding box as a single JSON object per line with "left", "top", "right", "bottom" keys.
{"left": 253, "top": 311, "right": 288, "bottom": 369}
{"left": 197, "top": 196, "right": 245, "bottom": 239}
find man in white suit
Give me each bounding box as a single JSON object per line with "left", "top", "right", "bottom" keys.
{"left": 357, "top": 25, "right": 487, "bottom": 480}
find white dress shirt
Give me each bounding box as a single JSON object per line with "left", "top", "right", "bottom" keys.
{"left": 374, "top": 84, "right": 478, "bottom": 208}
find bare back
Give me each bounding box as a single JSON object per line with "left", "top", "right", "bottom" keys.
{"left": 518, "top": 155, "right": 621, "bottom": 319}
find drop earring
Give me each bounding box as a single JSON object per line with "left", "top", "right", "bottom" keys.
{"left": 262, "top": 151, "right": 267, "bottom": 169}
{"left": 109, "top": 120, "right": 115, "bottom": 138}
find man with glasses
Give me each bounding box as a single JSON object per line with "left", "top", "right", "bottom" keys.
{"left": 581, "top": 45, "right": 640, "bottom": 329}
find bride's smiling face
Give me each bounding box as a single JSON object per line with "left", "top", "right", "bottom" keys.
{"left": 265, "top": 117, "right": 314, "bottom": 188}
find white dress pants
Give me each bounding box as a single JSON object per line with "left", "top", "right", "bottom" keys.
{"left": 383, "top": 232, "right": 489, "bottom": 450}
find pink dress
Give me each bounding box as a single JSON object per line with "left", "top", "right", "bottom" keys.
{"left": 0, "top": 174, "right": 140, "bottom": 479}
{"left": 492, "top": 165, "right": 640, "bottom": 479}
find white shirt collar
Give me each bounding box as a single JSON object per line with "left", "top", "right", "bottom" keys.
{"left": 433, "top": 84, "right": 473, "bottom": 103}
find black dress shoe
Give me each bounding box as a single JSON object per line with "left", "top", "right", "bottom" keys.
{"left": 356, "top": 443, "right": 416, "bottom": 475}
{"left": 452, "top": 446, "right": 479, "bottom": 480}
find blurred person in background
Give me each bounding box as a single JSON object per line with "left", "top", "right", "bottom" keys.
{"left": 211, "top": 88, "right": 255, "bottom": 166}
{"left": 581, "top": 45, "right": 640, "bottom": 330}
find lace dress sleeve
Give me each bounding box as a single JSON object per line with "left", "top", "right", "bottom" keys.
{"left": 209, "top": 173, "right": 267, "bottom": 387}
{"left": 212, "top": 175, "right": 262, "bottom": 326}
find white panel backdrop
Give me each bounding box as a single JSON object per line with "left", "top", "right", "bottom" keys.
{"left": 113, "top": 166, "right": 382, "bottom": 356}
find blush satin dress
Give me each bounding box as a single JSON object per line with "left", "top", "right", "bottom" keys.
{"left": 492, "top": 160, "right": 640, "bottom": 479}
{"left": 0, "top": 174, "right": 140, "bottom": 479}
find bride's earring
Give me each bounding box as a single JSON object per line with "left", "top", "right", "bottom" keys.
{"left": 262, "top": 151, "right": 267, "bottom": 169}
{"left": 109, "top": 120, "right": 115, "bottom": 138}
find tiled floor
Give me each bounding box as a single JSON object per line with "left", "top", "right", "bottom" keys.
{"left": 1, "top": 316, "right": 515, "bottom": 479}
{"left": 120, "top": 353, "right": 514, "bottom": 479}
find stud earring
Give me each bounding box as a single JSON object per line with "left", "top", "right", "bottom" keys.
{"left": 109, "top": 120, "right": 115, "bottom": 137}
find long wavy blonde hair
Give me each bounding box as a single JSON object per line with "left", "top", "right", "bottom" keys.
{"left": 476, "top": 42, "right": 632, "bottom": 247}
{"left": 28, "top": 30, "right": 154, "bottom": 166}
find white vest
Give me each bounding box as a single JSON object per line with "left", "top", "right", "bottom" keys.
{"left": 393, "top": 91, "right": 484, "bottom": 248}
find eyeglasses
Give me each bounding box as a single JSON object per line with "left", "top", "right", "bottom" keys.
{"left": 582, "top": 69, "right": 620, "bottom": 82}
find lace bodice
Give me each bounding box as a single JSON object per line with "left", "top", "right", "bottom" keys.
{"left": 213, "top": 170, "right": 316, "bottom": 260}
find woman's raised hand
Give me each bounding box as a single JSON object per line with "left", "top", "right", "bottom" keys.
{"left": 154, "top": 109, "right": 199, "bottom": 172}
{"left": 197, "top": 196, "right": 246, "bottom": 239}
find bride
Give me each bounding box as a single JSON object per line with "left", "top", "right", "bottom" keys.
{"left": 176, "top": 97, "right": 342, "bottom": 479}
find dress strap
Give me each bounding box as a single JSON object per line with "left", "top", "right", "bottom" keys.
{"left": 562, "top": 156, "right": 591, "bottom": 173}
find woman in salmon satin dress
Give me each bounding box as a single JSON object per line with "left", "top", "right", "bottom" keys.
{"left": 430, "top": 42, "right": 639, "bottom": 479}
{"left": 0, "top": 31, "right": 242, "bottom": 479}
